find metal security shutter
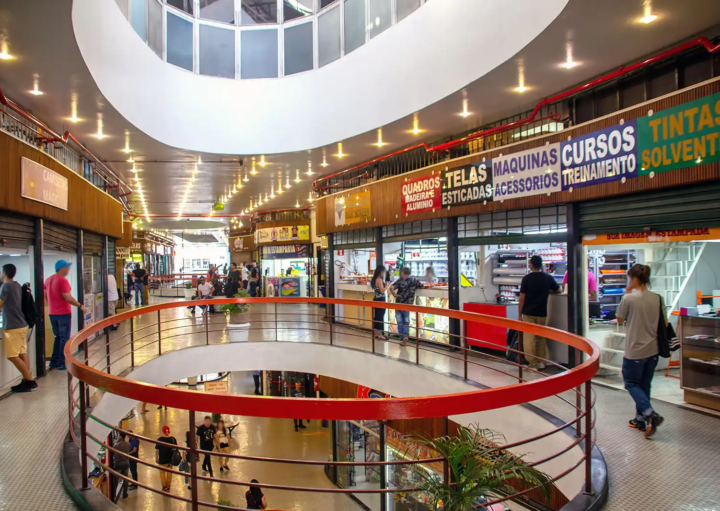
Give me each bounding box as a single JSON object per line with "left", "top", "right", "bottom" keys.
{"left": 44, "top": 222, "right": 77, "bottom": 252}
{"left": 0, "top": 211, "right": 34, "bottom": 243}
{"left": 83, "top": 232, "right": 103, "bottom": 256}
{"left": 333, "top": 228, "right": 376, "bottom": 248}
{"left": 579, "top": 182, "right": 720, "bottom": 235}
{"left": 107, "top": 238, "right": 116, "bottom": 275}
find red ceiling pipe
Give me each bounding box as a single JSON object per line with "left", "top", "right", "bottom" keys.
{"left": 313, "top": 36, "right": 720, "bottom": 191}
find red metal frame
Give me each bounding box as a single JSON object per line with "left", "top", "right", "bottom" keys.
{"left": 65, "top": 297, "right": 598, "bottom": 420}
{"left": 313, "top": 36, "right": 720, "bottom": 191}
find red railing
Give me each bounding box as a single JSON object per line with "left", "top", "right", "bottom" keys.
{"left": 313, "top": 36, "right": 720, "bottom": 192}
{"left": 65, "top": 298, "right": 599, "bottom": 511}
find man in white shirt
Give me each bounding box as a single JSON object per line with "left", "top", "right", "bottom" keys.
{"left": 241, "top": 262, "right": 249, "bottom": 290}
{"left": 197, "top": 278, "right": 214, "bottom": 316}
{"left": 108, "top": 274, "right": 119, "bottom": 330}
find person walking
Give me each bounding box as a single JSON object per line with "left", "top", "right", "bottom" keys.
{"left": 228, "top": 262, "right": 241, "bottom": 283}
{"left": 125, "top": 270, "right": 134, "bottom": 303}
{"left": 517, "top": 255, "right": 560, "bottom": 370}
{"left": 155, "top": 425, "right": 177, "bottom": 492}
{"left": 388, "top": 267, "right": 424, "bottom": 345}
{"left": 616, "top": 264, "right": 665, "bottom": 437}
{"left": 127, "top": 430, "right": 140, "bottom": 489}
{"left": 196, "top": 416, "right": 216, "bottom": 476}
{"left": 113, "top": 432, "right": 132, "bottom": 499}
{"left": 292, "top": 381, "right": 306, "bottom": 432}
{"left": 245, "top": 479, "right": 267, "bottom": 509}
{"left": 241, "top": 261, "right": 249, "bottom": 290}
{"left": 215, "top": 420, "right": 231, "bottom": 472}
{"left": 45, "top": 260, "right": 85, "bottom": 370}
{"left": 371, "top": 265, "right": 388, "bottom": 340}
{"left": 253, "top": 370, "right": 262, "bottom": 395}
{"left": 132, "top": 264, "right": 148, "bottom": 306}
{"left": 107, "top": 272, "right": 119, "bottom": 330}
{"left": 248, "top": 267, "right": 259, "bottom": 297}
{"left": 0, "top": 264, "right": 35, "bottom": 392}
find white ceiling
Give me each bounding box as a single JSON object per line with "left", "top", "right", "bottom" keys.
{"left": 0, "top": 0, "right": 719, "bottom": 225}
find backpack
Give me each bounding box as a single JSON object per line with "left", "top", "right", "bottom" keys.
{"left": 170, "top": 448, "right": 182, "bottom": 467}
{"left": 21, "top": 284, "right": 37, "bottom": 328}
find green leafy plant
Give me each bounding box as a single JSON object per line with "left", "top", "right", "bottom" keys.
{"left": 411, "top": 424, "right": 551, "bottom": 511}
{"left": 217, "top": 498, "right": 234, "bottom": 510}
{"left": 219, "top": 289, "right": 251, "bottom": 315}
{"left": 184, "top": 281, "right": 193, "bottom": 289}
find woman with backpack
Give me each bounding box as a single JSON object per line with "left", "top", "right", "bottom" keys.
{"left": 616, "top": 264, "right": 666, "bottom": 438}
{"left": 245, "top": 479, "right": 267, "bottom": 509}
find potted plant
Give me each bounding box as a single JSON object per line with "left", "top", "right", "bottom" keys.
{"left": 411, "top": 424, "right": 551, "bottom": 511}
{"left": 219, "top": 289, "right": 251, "bottom": 342}
{"left": 217, "top": 499, "right": 234, "bottom": 510}
{"left": 183, "top": 280, "right": 196, "bottom": 299}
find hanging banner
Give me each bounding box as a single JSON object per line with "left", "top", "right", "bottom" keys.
{"left": 493, "top": 143, "right": 561, "bottom": 199}
{"left": 561, "top": 120, "right": 638, "bottom": 190}
{"left": 334, "top": 190, "right": 371, "bottom": 225}
{"left": 638, "top": 91, "right": 720, "bottom": 176}
{"left": 20, "top": 157, "right": 69, "bottom": 210}
{"left": 256, "top": 225, "right": 310, "bottom": 243}
{"left": 582, "top": 227, "right": 720, "bottom": 245}
{"left": 262, "top": 245, "right": 310, "bottom": 259}
{"left": 441, "top": 160, "right": 493, "bottom": 206}
{"left": 401, "top": 174, "right": 442, "bottom": 214}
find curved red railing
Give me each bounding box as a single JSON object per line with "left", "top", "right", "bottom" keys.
{"left": 65, "top": 298, "right": 599, "bottom": 511}
{"left": 313, "top": 35, "right": 720, "bottom": 191}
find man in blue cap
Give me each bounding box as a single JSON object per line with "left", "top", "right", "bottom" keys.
{"left": 44, "top": 260, "right": 85, "bottom": 370}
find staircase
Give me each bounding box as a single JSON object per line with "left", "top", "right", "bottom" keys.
{"left": 648, "top": 243, "right": 707, "bottom": 314}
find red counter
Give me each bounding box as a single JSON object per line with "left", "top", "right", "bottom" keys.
{"left": 463, "top": 302, "right": 519, "bottom": 351}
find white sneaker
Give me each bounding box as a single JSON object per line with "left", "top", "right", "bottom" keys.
{"left": 537, "top": 362, "right": 547, "bottom": 370}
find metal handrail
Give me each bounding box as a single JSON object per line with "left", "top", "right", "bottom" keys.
{"left": 66, "top": 297, "right": 598, "bottom": 511}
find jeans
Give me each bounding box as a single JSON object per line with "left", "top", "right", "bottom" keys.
{"left": 199, "top": 295, "right": 213, "bottom": 312}
{"left": 49, "top": 314, "right": 72, "bottom": 368}
{"left": 253, "top": 374, "right": 261, "bottom": 395}
{"left": 134, "top": 282, "right": 146, "bottom": 305}
{"left": 373, "top": 298, "right": 386, "bottom": 333}
{"left": 395, "top": 309, "right": 410, "bottom": 339}
{"left": 116, "top": 466, "right": 129, "bottom": 497}
{"left": 202, "top": 453, "right": 213, "bottom": 474}
{"left": 622, "top": 355, "right": 659, "bottom": 420}
{"left": 129, "top": 459, "right": 138, "bottom": 482}
{"left": 249, "top": 282, "right": 258, "bottom": 297}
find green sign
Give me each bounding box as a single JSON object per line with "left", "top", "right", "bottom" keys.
{"left": 212, "top": 202, "right": 225, "bottom": 211}
{"left": 638, "top": 91, "right": 720, "bottom": 176}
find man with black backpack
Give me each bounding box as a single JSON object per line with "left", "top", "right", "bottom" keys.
{"left": 0, "top": 264, "right": 36, "bottom": 392}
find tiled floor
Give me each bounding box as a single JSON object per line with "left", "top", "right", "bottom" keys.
{"left": 1, "top": 296, "right": 719, "bottom": 511}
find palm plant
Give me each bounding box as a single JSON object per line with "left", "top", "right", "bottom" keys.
{"left": 411, "top": 424, "right": 551, "bottom": 511}
{"left": 218, "top": 288, "right": 251, "bottom": 315}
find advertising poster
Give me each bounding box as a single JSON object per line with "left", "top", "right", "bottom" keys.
{"left": 232, "top": 237, "right": 244, "bottom": 252}
{"left": 401, "top": 174, "right": 442, "bottom": 214}
{"left": 493, "top": 143, "right": 561, "bottom": 199}
{"left": 265, "top": 277, "right": 281, "bottom": 297}
{"left": 279, "top": 277, "right": 300, "bottom": 297}
{"left": 343, "top": 190, "right": 372, "bottom": 225}
{"left": 561, "top": 120, "right": 638, "bottom": 190}
{"left": 440, "top": 160, "right": 493, "bottom": 206}
{"left": 263, "top": 245, "right": 310, "bottom": 259}
{"left": 256, "top": 225, "right": 310, "bottom": 243}
{"left": 638, "top": 91, "right": 720, "bottom": 176}
{"left": 94, "top": 294, "right": 104, "bottom": 324}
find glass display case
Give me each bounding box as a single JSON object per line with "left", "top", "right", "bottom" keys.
{"left": 679, "top": 315, "right": 720, "bottom": 412}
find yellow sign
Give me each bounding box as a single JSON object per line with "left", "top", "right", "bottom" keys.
{"left": 204, "top": 380, "right": 229, "bottom": 394}
{"left": 583, "top": 227, "right": 720, "bottom": 245}
{"left": 334, "top": 190, "right": 371, "bottom": 226}
{"left": 256, "top": 225, "right": 310, "bottom": 244}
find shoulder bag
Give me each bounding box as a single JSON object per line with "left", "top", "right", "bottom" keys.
{"left": 656, "top": 294, "right": 679, "bottom": 358}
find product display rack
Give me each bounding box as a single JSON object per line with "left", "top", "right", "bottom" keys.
{"left": 589, "top": 249, "right": 636, "bottom": 318}
{"left": 402, "top": 238, "right": 448, "bottom": 282}
{"left": 679, "top": 315, "right": 720, "bottom": 412}
{"left": 492, "top": 245, "right": 566, "bottom": 302}
{"left": 460, "top": 251, "right": 478, "bottom": 286}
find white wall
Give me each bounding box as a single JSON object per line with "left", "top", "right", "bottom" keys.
{"left": 174, "top": 244, "right": 229, "bottom": 273}
{"left": 678, "top": 242, "right": 720, "bottom": 312}
{"left": 72, "top": 0, "right": 567, "bottom": 154}
{"left": 87, "top": 342, "right": 585, "bottom": 500}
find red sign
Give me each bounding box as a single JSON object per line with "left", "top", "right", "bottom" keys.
{"left": 401, "top": 174, "right": 442, "bottom": 214}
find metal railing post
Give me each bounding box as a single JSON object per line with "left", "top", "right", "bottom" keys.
{"left": 329, "top": 319, "right": 333, "bottom": 345}
{"left": 518, "top": 331, "right": 524, "bottom": 382}
{"left": 130, "top": 316, "right": 135, "bottom": 369}
{"left": 105, "top": 324, "right": 111, "bottom": 375}
{"left": 275, "top": 302, "right": 278, "bottom": 341}
{"left": 415, "top": 312, "right": 420, "bottom": 365}
{"left": 371, "top": 321, "right": 375, "bottom": 354}
{"left": 157, "top": 310, "right": 162, "bottom": 356}
{"left": 463, "top": 344, "right": 468, "bottom": 380}
{"left": 575, "top": 349, "right": 583, "bottom": 438}
{"left": 189, "top": 410, "right": 199, "bottom": 511}
{"left": 205, "top": 311, "right": 210, "bottom": 345}
{"left": 584, "top": 380, "right": 593, "bottom": 495}
{"left": 79, "top": 381, "right": 89, "bottom": 490}
{"left": 442, "top": 416, "right": 449, "bottom": 484}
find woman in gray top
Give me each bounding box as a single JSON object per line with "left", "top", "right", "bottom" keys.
{"left": 616, "top": 264, "right": 665, "bottom": 438}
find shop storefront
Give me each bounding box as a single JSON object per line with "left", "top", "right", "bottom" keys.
{"left": 332, "top": 228, "right": 377, "bottom": 327}
{"left": 261, "top": 245, "right": 311, "bottom": 297}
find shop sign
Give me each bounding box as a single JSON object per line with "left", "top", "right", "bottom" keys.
{"left": 583, "top": 227, "right": 720, "bottom": 245}
{"left": 561, "top": 121, "right": 638, "bottom": 190}
{"left": 256, "top": 225, "right": 310, "bottom": 243}
{"left": 335, "top": 190, "right": 371, "bottom": 226}
{"left": 232, "top": 237, "right": 244, "bottom": 252}
{"left": 493, "top": 143, "right": 561, "bottom": 199}
{"left": 131, "top": 253, "right": 143, "bottom": 262}
{"left": 263, "top": 244, "right": 310, "bottom": 259}
{"left": 440, "top": 160, "right": 493, "bottom": 206}
{"left": 20, "top": 157, "right": 69, "bottom": 210}
{"left": 401, "top": 174, "right": 442, "bottom": 214}
{"left": 212, "top": 202, "right": 225, "bottom": 211}
{"left": 205, "top": 380, "right": 229, "bottom": 394}
{"left": 638, "top": 91, "right": 720, "bottom": 176}
{"left": 115, "top": 247, "right": 130, "bottom": 258}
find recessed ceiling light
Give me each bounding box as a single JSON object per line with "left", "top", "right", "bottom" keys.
{"left": 321, "top": 156, "right": 329, "bottom": 168}
{"left": 514, "top": 85, "right": 528, "bottom": 93}
{"left": 29, "top": 88, "right": 43, "bottom": 96}
{"left": 459, "top": 98, "right": 470, "bottom": 117}
{"left": 259, "top": 155, "right": 267, "bottom": 167}
{"left": 560, "top": 42, "right": 580, "bottom": 69}
{"left": 127, "top": 156, "right": 135, "bottom": 163}
{"left": 285, "top": 176, "right": 291, "bottom": 189}
{"left": 376, "top": 128, "right": 386, "bottom": 147}
{"left": 335, "top": 142, "right": 345, "bottom": 158}
{"left": 638, "top": 0, "right": 658, "bottom": 23}
{"left": 0, "top": 50, "right": 13, "bottom": 60}
{"left": 639, "top": 13, "right": 657, "bottom": 23}
{"left": 411, "top": 114, "right": 422, "bottom": 135}
{"left": 69, "top": 115, "right": 80, "bottom": 123}
{"left": 295, "top": 169, "right": 301, "bottom": 183}
{"left": 295, "top": 200, "right": 300, "bottom": 208}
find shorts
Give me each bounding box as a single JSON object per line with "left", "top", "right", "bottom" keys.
{"left": 220, "top": 443, "right": 229, "bottom": 449}
{"left": 4, "top": 326, "right": 29, "bottom": 358}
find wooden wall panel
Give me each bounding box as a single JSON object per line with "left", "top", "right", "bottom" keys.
{"left": 318, "top": 375, "right": 357, "bottom": 399}
{"left": 316, "top": 79, "right": 720, "bottom": 235}
{"left": 117, "top": 221, "right": 134, "bottom": 247}
{"left": 0, "top": 131, "right": 124, "bottom": 238}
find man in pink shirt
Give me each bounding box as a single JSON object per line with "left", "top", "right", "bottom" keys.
{"left": 44, "top": 260, "right": 84, "bottom": 370}
{"left": 562, "top": 270, "right": 598, "bottom": 301}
